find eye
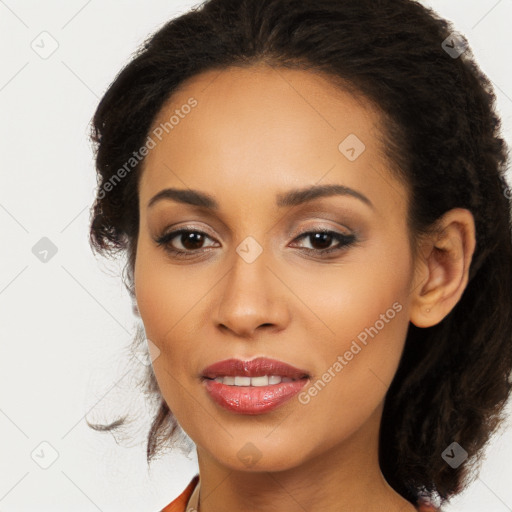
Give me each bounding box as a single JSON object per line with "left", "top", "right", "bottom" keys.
{"left": 155, "top": 228, "right": 218, "bottom": 257}
{"left": 289, "top": 229, "right": 357, "bottom": 256}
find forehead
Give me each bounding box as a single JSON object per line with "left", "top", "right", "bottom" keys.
{"left": 138, "top": 64, "right": 406, "bottom": 216}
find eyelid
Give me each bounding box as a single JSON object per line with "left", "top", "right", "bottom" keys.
{"left": 287, "top": 220, "right": 354, "bottom": 240}
{"left": 160, "top": 223, "right": 219, "bottom": 240}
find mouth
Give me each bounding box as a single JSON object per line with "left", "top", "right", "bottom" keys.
{"left": 200, "top": 357, "right": 310, "bottom": 414}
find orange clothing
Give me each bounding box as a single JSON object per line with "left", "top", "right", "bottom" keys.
{"left": 162, "top": 474, "right": 199, "bottom": 512}
{"left": 161, "top": 474, "right": 441, "bottom": 511}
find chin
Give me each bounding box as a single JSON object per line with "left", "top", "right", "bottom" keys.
{"left": 207, "top": 438, "right": 309, "bottom": 473}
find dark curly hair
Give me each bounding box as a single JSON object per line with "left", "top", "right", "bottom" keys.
{"left": 87, "top": 0, "right": 512, "bottom": 507}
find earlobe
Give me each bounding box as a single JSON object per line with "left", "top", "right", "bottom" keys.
{"left": 409, "top": 208, "right": 476, "bottom": 328}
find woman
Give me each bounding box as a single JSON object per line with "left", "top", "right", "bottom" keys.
{"left": 87, "top": 0, "right": 512, "bottom": 510}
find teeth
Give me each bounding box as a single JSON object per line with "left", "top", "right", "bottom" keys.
{"left": 235, "top": 376, "right": 251, "bottom": 386}
{"left": 211, "top": 375, "right": 296, "bottom": 386}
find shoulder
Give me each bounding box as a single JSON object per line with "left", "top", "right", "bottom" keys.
{"left": 161, "top": 474, "right": 200, "bottom": 512}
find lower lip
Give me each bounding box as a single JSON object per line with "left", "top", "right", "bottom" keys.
{"left": 202, "top": 378, "right": 309, "bottom": 415}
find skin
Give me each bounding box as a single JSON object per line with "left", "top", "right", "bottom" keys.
{"left": 133, "top": 64, "right": 476, "bottom": 512}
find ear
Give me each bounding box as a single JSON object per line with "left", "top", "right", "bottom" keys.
{"left": 409, "top": 208, "right": 476, "bottom": 328}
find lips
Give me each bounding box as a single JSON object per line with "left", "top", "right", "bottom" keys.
{"left": 201, "top": 357, "right": 310, "bottom": 380}
{"left": 200, "top": 357, "right": 310, "bottom": 414}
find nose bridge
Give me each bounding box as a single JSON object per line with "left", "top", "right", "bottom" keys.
{"left": 214, "top": 234, "right": 286, "bottom": 335}
{"left": 225, "top": 234, "right": 272, "bottom": 309}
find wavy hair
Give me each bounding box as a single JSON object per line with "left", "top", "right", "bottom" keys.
{"left": 87, "top": 0, "right": 512, "bottom": 506}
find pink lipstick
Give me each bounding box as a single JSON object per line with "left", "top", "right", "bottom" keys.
{"left": 201, "top": 357, "right": 310, "bottom": 414}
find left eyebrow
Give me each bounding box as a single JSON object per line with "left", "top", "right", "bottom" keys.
{"left": 147, "top": 183, "right": 374, "bottom": 211}
{"left": 276, "top": 184, "right": 374, "bottom": 210}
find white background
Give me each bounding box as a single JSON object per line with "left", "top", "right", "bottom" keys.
{"left": 1, "top": 1, "right": 511, "bottom": 511}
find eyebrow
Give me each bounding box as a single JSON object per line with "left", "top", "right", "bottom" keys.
{"left": 147, "top": 184, "right": 374, "bottom": 210}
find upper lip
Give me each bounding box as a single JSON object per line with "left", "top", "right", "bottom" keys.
{"left": 201, "top": 357, "right": 310, "bottom": 380}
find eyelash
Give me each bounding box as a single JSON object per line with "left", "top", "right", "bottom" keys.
{"left": 154, "top": 227, "right": 357, "bottom": 259}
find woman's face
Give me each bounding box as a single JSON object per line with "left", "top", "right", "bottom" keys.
{"left": 134, "top": 64, "right": 417, "bottom": 472}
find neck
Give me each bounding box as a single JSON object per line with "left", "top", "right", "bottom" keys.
{"left": 194, "top": 403, "right": 416, "bottom": 512}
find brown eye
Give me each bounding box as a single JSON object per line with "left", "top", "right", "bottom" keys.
{"left": 290, "top": 229, "right": 357, "bottom": 256}
{"left": 180, "top": 231, "right": 207, "bottom": 250}
{"left": 155, "top": 228, "right": 218, "bottom": 257}
{"left": 307, "top": 232, "right": 335, "bottom": 250}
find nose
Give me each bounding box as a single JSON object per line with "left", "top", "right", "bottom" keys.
{"left": 213, "top": 243, "right": 290, "bottom": 339}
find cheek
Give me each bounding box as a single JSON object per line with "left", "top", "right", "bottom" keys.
{"left": 288, "top": 233, "right": 411, "bottom": 344}
{"left": 134, "top": 250, "right": 171, "bottom": 340}
{"left": 134, "top": 238, "right": 200, "bottom": 344}
{"left": 292, "top": 240, "right": 412, "bottom": 432}
{"left": 133, "top": 257, "right": 192, "bottom": 418}
{"left": 133, "top": 241, "right": 194, "bottom": 390}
